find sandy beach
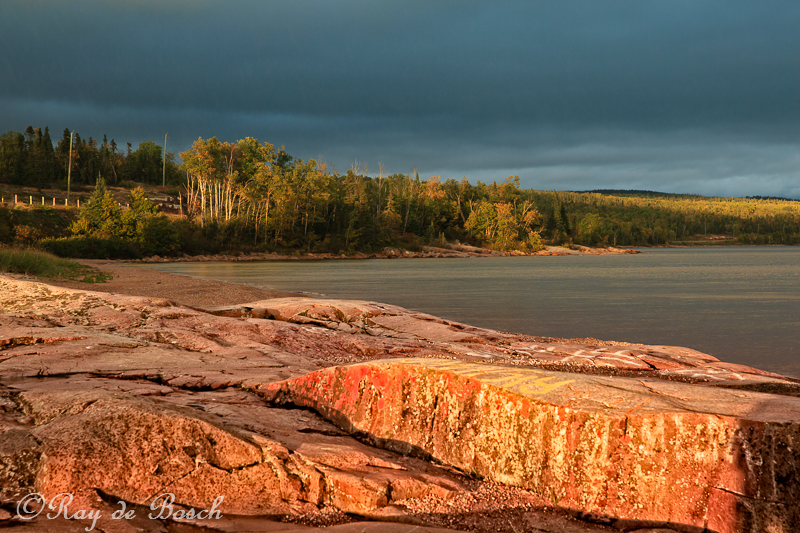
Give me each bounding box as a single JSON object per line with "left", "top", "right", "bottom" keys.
{"left": 42, "top": 259, "right": 305, "bottom": 307}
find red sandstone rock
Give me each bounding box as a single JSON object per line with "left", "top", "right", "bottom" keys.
{"left": 260, "top": 358, "right": 800, "bottom": 533}
{"left": 2, "top": 274, "right": 799, "bottom": 532}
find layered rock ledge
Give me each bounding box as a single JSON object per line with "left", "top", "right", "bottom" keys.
{"left": 262, "top": 359, "right": 800, "bottom": 533}
{"left": 1, "top": 273, "right": 798, "bottom": 533}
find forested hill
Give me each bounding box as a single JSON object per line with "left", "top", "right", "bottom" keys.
{"left": 583, "top": 189, "right": 705, "bottom": 200}
{"left": 535, "top": 190, "right": 800, "bottom": 246}
{"left": 584, "top": 189, "right": 800, "bottom": 203}
{"left": 2, "top": 126, "right": 800, "bottom": 258}
{"left": 0, "top": 126, "right": 181, "bottom": 188}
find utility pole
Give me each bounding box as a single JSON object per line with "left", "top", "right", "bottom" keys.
{"left": 163, "top": 133, "right": 167, "bottom": 186}
{"left": 67, "top": 131, "right": 74, "bottom": 202}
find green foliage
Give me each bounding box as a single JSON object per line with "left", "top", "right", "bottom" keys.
{"left": 119, "top": 186, "right": 159, "bottom": 239}
{"left": 533, "top": 191, "right": 800, "bottom": 247}
{"left": 119, "top": 140, "right": 181, "bottom": 185}
{"left": 70, "top": 178, "right": 122, "bottom": 237}
{"left": 39, "top": 236, "right": 142, "bottom": 260}
{"left": 124, "top": 141, "right": 162, "bottom": 183}
{"left": 527, "top": 230, "right": 544, "bottom": 252}
{"left": 0, "top": 205, "right": 75, "bottom": 246}
{"left": 1, "top": 125, "right": 182, "bottom": 189}
{"left": 5, "top": 129, "right": 800, "bottom": 257}
{"left": 0, "top": 131, "right": 26, "bottom": 184}
{"left": 69, "top": 181, "right": 167, "bottom": 247}
{"left": 0, "top": 127, "right": 60, "bottom": 187}
{"left": 170, "top": 218, "right": 223, "bottom": 256}
{"left": 575, "top": 212, "right": 605, "bottom": 246}
{"left": 139, "top": 215, "right": 181, "bottom": 256}
{"left": 465, "top": 197, "right": 542, "bottom": 251}
{"left": 176, "top": 137, "right": 800, "bottom": 251}
{"left": 0, "top": 246, "right": 111, "bottom": 281}
{"left": 42, "top": 180, "right": 180, "bottom": 259}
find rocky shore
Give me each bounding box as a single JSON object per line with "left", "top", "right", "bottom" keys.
{"left": 1, "top": 265, "right": 797, "bottom": 533}
{"left": 132, "top": 244, "right": 640, "bottom": 264}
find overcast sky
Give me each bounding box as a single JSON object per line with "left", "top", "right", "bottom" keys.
{"left": 2, "top": 1, "right": 799, "bottom": 197}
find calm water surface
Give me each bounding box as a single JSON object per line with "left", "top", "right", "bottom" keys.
{"left": 143, "top": 247, "right": 800, "bottom": 378}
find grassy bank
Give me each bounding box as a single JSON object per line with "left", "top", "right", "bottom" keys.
{"left": 0, "top": 247, "right": 110, "bottom": 282}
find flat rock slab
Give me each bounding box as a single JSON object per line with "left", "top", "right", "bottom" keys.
{"left": 208, "top": 297, "right": 800, "bottom": 390}
{"left": 261, "top": 358, "right": 800, "bottom": 533}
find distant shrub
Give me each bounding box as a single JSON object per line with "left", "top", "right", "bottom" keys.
{"left": 397, "top": 233, "right": 424, "bottom": 252}
{"left": 526, "top": 230, "right": 544, "bottom": 252}
{"left": 0, "top": 208, "right": 13, "bottom": 244}
{"left": 39, "top": 236, "right": 142, "bottom": 260}
{"left": 171, "top": 218, "right": 222, "bottom": 256}
{"left": 140, "top": 216, "right": 181, "bottom": 257}
{"left": 13, "top": 225, "right": 41, "bottom": 246}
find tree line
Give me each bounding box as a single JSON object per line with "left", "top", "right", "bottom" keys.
{"left": 178, "top": 137, "right": 548, "bottom": 253}
{"left": 176, "top": 136, "right": 800, "bottom": 250}
{"left": 2, "top": 126, "right": 800, "bottom": 257}
{"left": 0, "top": 126, "right": 181, "bottom": 189}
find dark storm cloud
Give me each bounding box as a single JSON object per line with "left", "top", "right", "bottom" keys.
{"left": 1, "top": 1, "right": 799, "bottom": 197}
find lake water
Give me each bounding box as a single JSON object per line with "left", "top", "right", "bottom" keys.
{"left": 143, "top": 247, "right": 800, "bottom": 378}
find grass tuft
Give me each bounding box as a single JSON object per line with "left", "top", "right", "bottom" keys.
{"left": 0, "top": 246, "right": 111, "bottom": 282}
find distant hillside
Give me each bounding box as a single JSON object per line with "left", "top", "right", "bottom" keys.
{"left": 580, "top": 189, "right": 703, "bottom": 200}
{"left": 537, "top": 189, "right": 800, "bottom": 246}
{"left": 581, "top": 189, "right": 800, "bottom": 202}
{"left": 744, "top": 195, "right": 800, "bottom": 202}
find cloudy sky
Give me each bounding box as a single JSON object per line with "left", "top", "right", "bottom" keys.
{"left": 2, "top": 1, "right": 799, "bottom": 197}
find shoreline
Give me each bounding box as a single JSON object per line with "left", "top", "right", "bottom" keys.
{"left": 118, "top": 242, "right": 799, "bottom": 265}
{"left": 35, "top": 262, "right": 625, "bottom": 348}
{"left": 129, "top": 243, "right": 642, "bottom": 264}
{"left": 101, "top": 247, "right": 800, "bottom": 382}
{"left": 36, "top": 255, "right": 800, "bottom": 382}
{"left": 39, "top": 259, "right": 307, "bottom": 307}
{"left": 10, "top": 264, "right": 800, "bottom": 391}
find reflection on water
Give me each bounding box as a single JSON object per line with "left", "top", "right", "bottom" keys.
{"left": 143, "top": 247, "right": 800, "bottom": 378}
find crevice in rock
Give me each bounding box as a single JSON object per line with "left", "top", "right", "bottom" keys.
{"left": 141, "top": 465, "right": 202, "bottom": 505}
{"left": 297, "top": 427, "right": 348, "bottom": 437}
{"left": 0, "top": 335, "right": 90, "bottom": 351}
{"left": 716, "top": 381, "right": 800, "bottom": 398}
{"left": 711, "top": 485, "right": 782, "bottom": 503}
{"left": 636, "top": 357, "right": 659, "bottom": 371}
{"left": 204, "top": 457, "right": 264, "bottom": 474}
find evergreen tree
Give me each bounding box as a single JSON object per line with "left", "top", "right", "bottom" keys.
{"left": 125, "top": 141, "right": 163, "bottom": 183}
{"left": 56, "top": 128, "right": 72, "bottom": 179}
{"left": 70, "top": 178, "right": 122, "bottom": 237}
{"left": 0, "top": 131, "right": 25, "bottom": 184}
{"left": 40, "top": 127, "right": 58, "bottom": 185}
{"left": 119, "top": 187, "right": 159, "bottom": 239}
{"left": 23, "top": 126, "right": 44, "bottom": 188}
{"left": 559, "top": 203, "right": 571, "bottom": 235}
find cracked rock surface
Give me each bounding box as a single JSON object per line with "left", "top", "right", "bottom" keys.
{"left": 1, "top": 273, "right": 798, "bottom": 532}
